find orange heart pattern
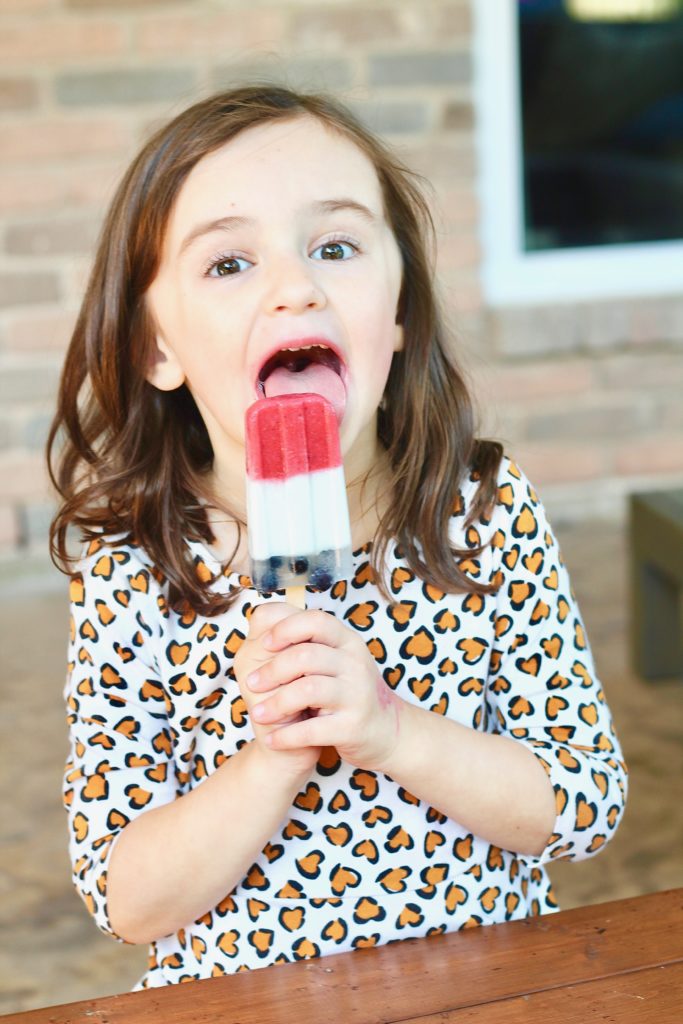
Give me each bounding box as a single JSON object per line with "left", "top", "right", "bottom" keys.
{"left": 62, "top": 457, "right": 627, "bottom": 985}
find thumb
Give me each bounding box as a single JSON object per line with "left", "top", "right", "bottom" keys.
{"left": 248, "top": 600, "right": 300, "bottom": 640}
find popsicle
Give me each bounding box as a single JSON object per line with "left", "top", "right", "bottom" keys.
{"left": 245, "top": 392, "right": 352, "bottom": 602}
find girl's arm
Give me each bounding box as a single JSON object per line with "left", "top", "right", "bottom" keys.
{"left": 375, "top": 704, "right": 557, "bottom": 857}
{"left": 255, "top": 663, "right": 557, "bottom": 856}
{"left": 252, "top": 628, "right": 557, "bottom": 856}
{"left": 63, "top": 547, "right": 313, "bottom": 946}
{"left": 256, "top": 460, "right": 627, "bottom": 866}
{"left": 106, "top": 742, "right": 309, "bottom": 944}
{"left": 108, "top": 600, "right": 324, "bottom": 944}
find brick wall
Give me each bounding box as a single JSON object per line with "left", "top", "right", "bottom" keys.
{"left": 1, "top": 0, "right": 682, "bottom": 584}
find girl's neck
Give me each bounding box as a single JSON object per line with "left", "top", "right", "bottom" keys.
{"left": 346, "top": 444, "right": 394, "bottom": 548}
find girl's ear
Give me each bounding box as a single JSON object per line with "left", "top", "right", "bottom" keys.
{"left": 146, "top": 334, "right": 185, "bottom": 391}
{"left": 393, "top": 321, "right": 404, "bottom": 352}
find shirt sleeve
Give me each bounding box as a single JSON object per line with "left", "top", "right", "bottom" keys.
{"left": 62, "top": 542, "right": 179, "bottom": 941}
{"left": 485, "top": 460, "right": 628, "bottom": 866}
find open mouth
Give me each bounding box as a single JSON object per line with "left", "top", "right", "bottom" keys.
{"left": 257, "top": 344, "right": 344, "bottom": 392}
{"left": 256, "top": 342, "right": 347, "bottom": 422}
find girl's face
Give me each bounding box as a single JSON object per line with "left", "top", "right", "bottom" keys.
{"left": 146, "top": 115, "right": 404, "bottom": 503}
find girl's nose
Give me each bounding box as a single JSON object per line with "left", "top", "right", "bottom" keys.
{"left": 266, "top": 256, "right": 326, "bottom": 315}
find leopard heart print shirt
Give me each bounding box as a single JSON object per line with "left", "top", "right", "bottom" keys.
{"left": 63, "top": 457, "right": 628, "bottom": 988}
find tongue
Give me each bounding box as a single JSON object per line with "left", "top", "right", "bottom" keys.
{"left": 264, "top": 363, "right": 346, "bottom": 423}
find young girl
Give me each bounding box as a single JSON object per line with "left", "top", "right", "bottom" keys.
{"left": 48, "top": 85, "right": 627, "bottom": 988}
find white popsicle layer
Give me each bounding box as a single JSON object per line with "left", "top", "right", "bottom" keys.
{"left": 247, "top": 466, "right": 351, "bottom": 562}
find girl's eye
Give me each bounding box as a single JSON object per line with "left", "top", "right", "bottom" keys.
{"left": 311, "top": 239, "right": 358, "bottom": 261}
{"left": 205, "top": 255, "right": 251, "bottom": 277}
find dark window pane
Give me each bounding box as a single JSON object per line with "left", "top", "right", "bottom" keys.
{"left": 517, "top": 0, "right": 683, "bottom": 251}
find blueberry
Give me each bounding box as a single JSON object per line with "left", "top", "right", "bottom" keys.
{"left": 260, "top": 569, "right": 280, "bottom": 592}
{"left": 310, "top": 568, "right": 332, "bottom": 590}
{"left": 268, "top": 556, "right": 283, "bottom": 569}
{"left": 292, "top": 557, "right": 309, "bottom": 576}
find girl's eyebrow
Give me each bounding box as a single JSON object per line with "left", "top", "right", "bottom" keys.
{"left": 311, "top": 198, "right": 377, "bottom": 222}
{"left": 179, "top": 198, "right": 377, "bottom": 255}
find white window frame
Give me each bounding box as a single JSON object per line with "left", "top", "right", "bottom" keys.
{"left": 472, "top": 0, "right": 683, "bottom": 306}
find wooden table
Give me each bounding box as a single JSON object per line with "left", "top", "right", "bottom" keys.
{"left": 3, "top": 889, "right": 682, "bottom": 1023}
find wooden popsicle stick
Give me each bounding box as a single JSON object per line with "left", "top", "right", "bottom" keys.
{"left": 285, "top": 585, "right": 307, "bottom": 609}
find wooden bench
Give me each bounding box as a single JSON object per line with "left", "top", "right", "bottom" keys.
{"left": 629, "top": 488, "right": 683, "bottom": 679}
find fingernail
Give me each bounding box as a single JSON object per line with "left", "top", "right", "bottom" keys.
{"left": 246, "top": 671, "right": 260, "bottom": 689}
{"left": 252, "top": 704, "right": 266, "bottom": 721}
{"left": 262, "top": 631, "right": 274, "bottom": 649}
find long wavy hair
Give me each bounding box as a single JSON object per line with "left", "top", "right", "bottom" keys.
{"left": 47, "top": 84, "right": 503, "bottom": 614}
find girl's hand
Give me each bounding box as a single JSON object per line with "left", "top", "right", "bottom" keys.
{"left": 245, "top": 608, "right": 403, "bottom": 772}
{"left": 234, "top": 602, "right": 322, "bottom": 780}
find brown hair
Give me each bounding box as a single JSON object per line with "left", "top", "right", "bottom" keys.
{"left": 47, "top": 84, "right": 503, "bottom": 614}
